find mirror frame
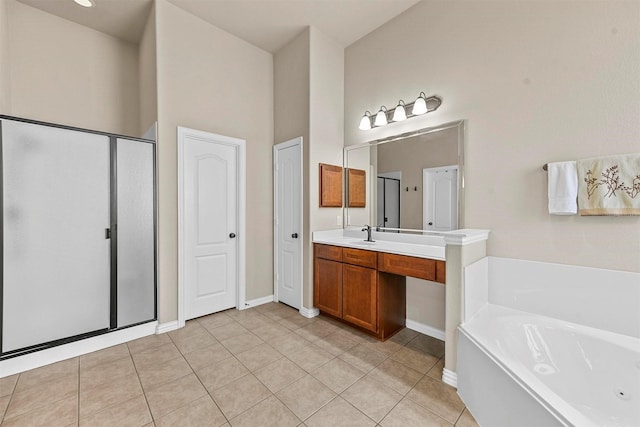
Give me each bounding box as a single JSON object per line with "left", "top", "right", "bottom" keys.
{"left": 343, "top": 119, "right": 465, "bottom": 232}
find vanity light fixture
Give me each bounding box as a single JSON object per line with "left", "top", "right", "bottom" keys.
{"left": 374, "top": 106, "right": 388, "bottom": 127}
{"left": 359, "top": 111, "right": 372, "bottom": 130}
{"left": 358, "top": 92, "right": 442, "bottom": 130}
{"left": 73, "top": 0, "right": 94, "bottom": 7}
{"left": 392, "top": 100, "right": 407, "bottom": 122}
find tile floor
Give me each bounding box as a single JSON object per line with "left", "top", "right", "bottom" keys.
{"left": 0, "top": 303, "right": 479, "bottom": 427}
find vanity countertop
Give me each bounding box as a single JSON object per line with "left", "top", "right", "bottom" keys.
{"left": 312, "top": 228, "right": 491, "bottom": 261}
{"left": 312, "top": 229, "right": 446, "bottom": 260}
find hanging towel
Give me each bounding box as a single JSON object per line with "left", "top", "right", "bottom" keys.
{"left": 547, "top": 161, "right": 578, "bottom": 215}
{"left": 577, "top": 153, "right": 640, "bottom": 216}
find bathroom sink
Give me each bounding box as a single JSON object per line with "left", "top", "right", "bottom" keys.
{"left": 348, "top": 240, "right": 377, "bottom": 246}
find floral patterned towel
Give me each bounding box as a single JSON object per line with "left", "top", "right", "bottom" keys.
{"left": 577, "top": 154, "right": 640, "bottom": 216}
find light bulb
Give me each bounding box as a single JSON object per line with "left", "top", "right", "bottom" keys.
{"left": 73, "top": 0, "right": 94, "bottom": 7}
{"left": 412, "top": 92, "right": 428, "bottom": 115}
{"left": 392, "top": 100, "right": 406, "bottom": 121}
{"left": 374, "top": 107, "right": 388, "bottom": 127}
{"left": 359, "top": 111, "right": 372, "bottom": 130}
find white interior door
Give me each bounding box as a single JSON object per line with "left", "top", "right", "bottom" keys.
{"left": 180, "top": 128, "right": 241, "bottom": 320}
{"left": 423, "top": 166, "right": 458, "bottom": 231}
{"left": 274, "top": 138, "right": 302, "bottom": 309}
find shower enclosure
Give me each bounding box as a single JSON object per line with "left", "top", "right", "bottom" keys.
{"left": 0, "top": 115, "right": 156, "bottom": 358}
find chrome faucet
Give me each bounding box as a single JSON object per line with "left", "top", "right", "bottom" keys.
{"left": 362, "top": 225, "right": 375, "bottom": 242}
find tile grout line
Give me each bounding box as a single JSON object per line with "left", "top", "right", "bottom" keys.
{"left": 76, "top": 357, "right": 80, "bottom": 426}
{"left": 0, "top": 373, "right": 20, "bottom": 425}
{"left": 125, "top": 343, "right": 157, "bottom": 426}
{"left": 160, "top": 330, "right": 230, "bottom": 425}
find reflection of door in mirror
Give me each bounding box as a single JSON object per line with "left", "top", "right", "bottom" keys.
{"left": 423, "top": 166, "right": 458, "bottom": 231}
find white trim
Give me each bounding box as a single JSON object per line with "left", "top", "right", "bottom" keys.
{"left": 142, "top": 121, "right": 157, "bottom": 141}
{"left": 273, "top": 137, "right": 304, "bottom": 310}
{"left": 423, "top": 164, "right": 458, "bottom": 174}
{"left": 156, "top": 320, "right": 179, "bottom": 334}
{"left": 442, "top": 368, "right": 458, "bottom": 388}
{"left": 242, "top": 295, "right": 275, "bottom": 309}
{"left": 443, "top": 229, "right": 491, "bottom": 246}
{"left": 177, "top": 127, "right": 246, "bottom": 327}
{"left": 406, "top": 319, "right": 446, "bottom": 341}
{"left": 299, "top": 306, "right": 320, "bottom": 318}
{"left": 377, "top": 171, "right": 401, "bottom": 180}
{"left": 0, "top": 322, "right": 157, "bottom": 378}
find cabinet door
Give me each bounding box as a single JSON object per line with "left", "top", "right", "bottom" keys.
{"left": 342, "top": 264, "right": 377, "bottom": 332}
{"left": 314, "top": 258, "right": 342, "bottom": 318}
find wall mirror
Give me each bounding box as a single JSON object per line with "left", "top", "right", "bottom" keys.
{"left": 344, "top": 120, "right": 464, "bottom": 232}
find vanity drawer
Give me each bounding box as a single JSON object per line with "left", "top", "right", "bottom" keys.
{"left": 378, "top": 252, "right": 437, "bottom": 282}
{"left": 315, "top": 243, "right": 343, "bottom": 262}
{"left": 343, "top": 248, "right": 377, "bottom": 269}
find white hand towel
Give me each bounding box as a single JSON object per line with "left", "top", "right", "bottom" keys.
{"left": 548, "top": 161, "right": 578, "bottom": 215}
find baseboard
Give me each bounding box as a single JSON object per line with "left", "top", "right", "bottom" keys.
{"left": 405, "top": 319, "right": 446, "bottom": 341}
{"left": 299, "top": 306, "right": 320, "bottom": 318}
{"left": 156, "top": 320, "right": 180, "bottom": 334}
{"left": 0, "top": 321, "right": 157, "bottom": 378}
{"left": 443, "top": 368, "right": 458, "bottom": 388}
{"left": 242, "top": 295, "right": 275, "bottom": 310}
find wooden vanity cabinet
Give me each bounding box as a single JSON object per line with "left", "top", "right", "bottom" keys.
{"left": 313, "top": 246, "right": 343, "bottom": 318}
{"left": 342, "top": 263, "right": 377, "bottom": 332}
{"left": 314, "top": 243, "right": 407, "bottom": 340}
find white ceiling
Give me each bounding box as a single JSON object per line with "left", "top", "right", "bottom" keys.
{"left": 16, "top": 0, "right": 420, "bottom": 51}
{"left": 17, "top": 0, "right": 154, "bottom": 44}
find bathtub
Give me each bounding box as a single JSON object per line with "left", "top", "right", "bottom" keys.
{"left": 457, "top": 257, "right": 640, "bottom": 427}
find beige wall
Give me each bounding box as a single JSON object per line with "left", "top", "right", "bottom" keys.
{"left": 155, "top": 0, "right": 274, "bottom": 322}
{"left": 0, "top": 0, "right": 10, "bottom": 114}
{"left": 7, "top": 0, "right": 140, "bottom": 135}
{"left": 138, "top": 3, "right": 157, "bottom": 136}
{"left": 308, "top": 27, "right": 344, "bottom": 308}
{"left": 274, "top": 29, "right": 311, "bottom": 308}
{"left": 377, "top": 128, "right": 458, "bottom": 229}
{"left": 375, "top": 130, "right": 457, "bottom": 332}
{"left": 346, "top": 0, "right": 640, "bottom": 273}
{"left": 274, "top": 27, "right": 344, "bottom": 310}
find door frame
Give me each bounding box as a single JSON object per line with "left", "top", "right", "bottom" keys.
{"left": 273, "top": 137, "right": 303, "bottom": 310}
{"left": 177, "top": 126, "right": 246, "bottom": 328}
{"left": 422, "top": 165, "right": 458, "bottom": 231}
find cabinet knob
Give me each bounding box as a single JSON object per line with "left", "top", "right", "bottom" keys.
{"left": 229, "top": 233, "right": 236, "bottom": 238}
{"left": 292, "top": 233, "right": 298, "bottom": 239}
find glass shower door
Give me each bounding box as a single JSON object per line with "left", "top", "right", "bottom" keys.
{"left": 116, "top": 138, "right": 155, "bottom": 328}
{"left": 2, "top": 119, "right": 111, "bottom": 353}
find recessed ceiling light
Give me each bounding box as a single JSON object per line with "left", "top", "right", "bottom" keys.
{"left": 73, "top": 0, "right": 94, "bottom": 7}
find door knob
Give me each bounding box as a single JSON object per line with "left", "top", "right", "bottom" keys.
{"left": 229, "top": 233, "right": 236, "bottom": 238}
{"left": 291, "top": 233, "right": 298, "bottom": 239}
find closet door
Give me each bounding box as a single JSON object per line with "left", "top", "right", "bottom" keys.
{"left": 116, "top": 138, "right": 155, "bottom": 327}
{"left": 1, "top": 119, "right": 111, "bottom": 353}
